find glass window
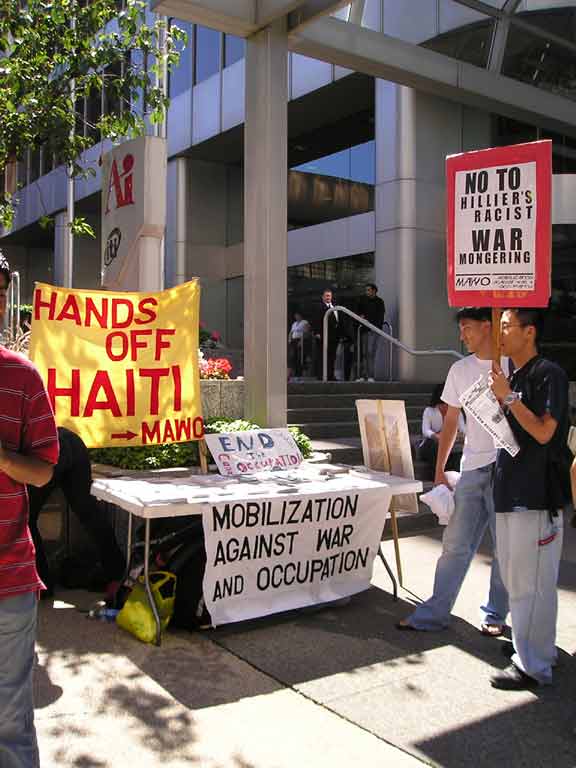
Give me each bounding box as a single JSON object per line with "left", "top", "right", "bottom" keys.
{"left": 195, "top": 25, "right": 221, "bottom": 83}
{"left": 224, "top": 34, "right": 245, "bottom": 67}
{"left": 502, "top": 22, "right": 576, "bottom": 103}
{"left": 293, "top": 141, "right": 375, "bottom": 184}
{"left": 169, "top": 20, "right": 192, "bottom": 98}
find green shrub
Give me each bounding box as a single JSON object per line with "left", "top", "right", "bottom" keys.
{"left": 89, "top": 417, "right": 312, "bottom": 469}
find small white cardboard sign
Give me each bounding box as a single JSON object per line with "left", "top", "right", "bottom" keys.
{"left": 204, "top": 429, "right": 303, "bottom": 476}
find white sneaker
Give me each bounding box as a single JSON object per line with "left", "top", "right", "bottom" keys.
{"left": 367, "top": 377, "right": 375, "bottom": 382}
{"left": 356, "top": 377, "right": 365, "bottom": 382}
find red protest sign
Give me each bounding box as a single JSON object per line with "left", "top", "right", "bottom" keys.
{"left": 446, "top": 140, "right": 552, "bottom": 308}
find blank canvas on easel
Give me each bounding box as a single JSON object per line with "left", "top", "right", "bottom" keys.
{"left": 355, "top": 399, "right": 419, "bottom": 515}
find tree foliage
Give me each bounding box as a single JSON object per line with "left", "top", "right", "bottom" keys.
{"left": 0, "top": 0, "right": 186, "bottom": 230}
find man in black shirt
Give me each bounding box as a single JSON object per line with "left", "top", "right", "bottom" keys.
{"left": 489, "top": 308, "right": 569, "bottom": 690}
{"left": 357, "top": 283, "right": 385, "bottom": 382}
{"left": 311, "top": 288, "right": 340, "bottom": 381}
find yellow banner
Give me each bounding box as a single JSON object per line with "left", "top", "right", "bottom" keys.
{"left": 29, "top": 281, "right": 203, "bottom": 448}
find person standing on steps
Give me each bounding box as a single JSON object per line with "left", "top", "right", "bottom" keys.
{"left": 397, "top": 307, "right": 509, "bottom": 636}
{"left": 311, "top": 288, "right": 340, "bottom": 381}
{"left": 356, "top": 283, "right": 385, "bottom": 382}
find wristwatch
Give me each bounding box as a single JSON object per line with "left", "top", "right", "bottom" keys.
{"left": 502, "top": 391, "right": 522, "bottom": 408}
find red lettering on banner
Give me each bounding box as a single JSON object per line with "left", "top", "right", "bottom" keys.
{"left": 139, "top": 368, "right": 170, "bottom": 415}
{"left": 135, "top": 298, "right": 158, "bottom": 325}
{"left": 154, "top": 329, "right": 176, "bottom": 360}
{"left": 83, "top": 371, "right": 122, "bottom": 417}
{"left": 111, "top": 299, "right": 134, "bottom": 329}
{"left": 105, "top": 332, "right": 129, "bottom": 361}
{"left": 172, "top": 365, "right": 182, "bottom": 411}
{"left": 175, "top": 418, "right": 191, "bottom": 441}
{"left": 55, "top": 295, "right": 82, "bottom": 325}
{"left": 141, "top": 417, "right": 205, "bottom": 444}
{"left": 47, "top": 368, "right": 81, "bottom": 416}
{"left": 86, "top": 297, "right": 109, "bottom": 328}
{"left": 34, "top": 289, "right": 57, "bottom": 321}
{"left": 126, "top": 369, "right": 135, "bottom": 417}
{"left": 130, "top": 329, "right": 153, "bottom": 361}
{"left": 105, "top": 154, "right": 135, "bottom": 214}
{"left": 142, "top": 421, "right": 161, "bottom": 444}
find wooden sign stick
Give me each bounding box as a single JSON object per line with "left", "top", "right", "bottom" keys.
{"left": 492, "top": 307, "right": 502, "bottom": 369}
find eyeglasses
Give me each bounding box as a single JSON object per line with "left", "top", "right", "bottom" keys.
{"left": 500, "top": 323, "right": 525, "bottom": 331}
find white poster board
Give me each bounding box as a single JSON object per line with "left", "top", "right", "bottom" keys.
{"left": 202, "top": 487, "right": 389, "bottom": 626}
{"left": 356, "top": 399, "right": 418, "bottom": 515}
{"left": 204, "top": 429, "right": 302, "bottom": 476}
{"left": 101, "top": 135, "right": 167, "bottom": 290}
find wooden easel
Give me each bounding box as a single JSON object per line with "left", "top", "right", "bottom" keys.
{"left": 377, "top": 400, "right": 403, "bottom": 587}
{"left": 199, "top": 438, "right": 209, "bottom": 474}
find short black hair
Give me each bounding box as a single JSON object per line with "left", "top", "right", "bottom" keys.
{"left": 506, "top": 308, "right": 545, "bottom": 345}
{"left": 366, "top": 283, "right": 378, "bottom": 292}
{"left": 455, "top": 307, "right": 492, "bottom": 323}
{"left": 429, "top": 383, "right": 445, "bottom": 407}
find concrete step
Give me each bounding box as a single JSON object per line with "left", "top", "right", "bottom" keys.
{"left": 288, "top": 393, "right": 429, "bottom": 409}
{"left": 295, "top": 419, "right": 421, "bottom": 439}
{"left": 287, "top": 405, "right": 423, "bottom": 423}
{"left": 288, "top": 381, "right": 437, "bottom": 395}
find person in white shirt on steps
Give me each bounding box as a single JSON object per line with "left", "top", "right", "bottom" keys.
{"left": 397, "top": 307, "right": 509, "bottom": 636}
{"left": 419, "top": 383, "right": 466, "bottom": 476}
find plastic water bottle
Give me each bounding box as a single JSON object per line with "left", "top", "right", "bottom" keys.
{"left": 88, "top": 605, "right": 119, "bottom": 622}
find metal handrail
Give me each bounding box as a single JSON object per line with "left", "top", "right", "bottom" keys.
{"left": 7, "top": 271, "right": 20, "bottom": 336}
{"left": 355, "top": 319, "right": 395, "bottom": 381}
{"left": 322, "top": 305, "right": 463, "bottom": 382}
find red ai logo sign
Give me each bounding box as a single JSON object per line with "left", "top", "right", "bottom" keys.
{"left": 105, "top": 153, "right": 135, "bottom": 214}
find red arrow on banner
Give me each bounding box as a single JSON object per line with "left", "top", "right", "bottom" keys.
{"left": 111, "top": 430, "right": 138, "bottom": 441}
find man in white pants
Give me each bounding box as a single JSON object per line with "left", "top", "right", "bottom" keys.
{"left": 490, "top": 308, "right": 570, "bottom": 690}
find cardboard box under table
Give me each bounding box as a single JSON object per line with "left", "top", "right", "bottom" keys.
{"left": 91, "top": 465, "right": 422, "bottom": 645}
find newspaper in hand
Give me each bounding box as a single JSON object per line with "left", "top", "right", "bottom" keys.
{"left": 459, "top": 375, "right": 520, "bottom": 457}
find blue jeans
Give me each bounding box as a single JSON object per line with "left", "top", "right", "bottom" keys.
{"left": 408, "top": 464, "right": 509, "bottom": 630}
{"left": 0, "top": 592, "right": 40, "bottom": 768}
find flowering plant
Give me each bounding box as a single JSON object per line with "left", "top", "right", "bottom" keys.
{"left": 199, "top": 322, "right": 222, "bottom": 349}
{"left": 199, "top": 356, "right": 232, "bottom": 380}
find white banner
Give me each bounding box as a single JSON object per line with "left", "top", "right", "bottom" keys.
{"left": 202, "top": 487, "right": 389, "bottom": 626}
{"left": 204, "top": 429, "right": 302, "bottom": 476}
{"left": 101, "top": 136, "right": 167, "bottom": 290}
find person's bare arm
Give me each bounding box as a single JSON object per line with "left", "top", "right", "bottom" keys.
{"left": 571, "top": 457, "right": 576, "bottom": 508}
{"left": 490, "top": 365, "right": 558, "bottom": 445}
{"left": 434, "top": 406, "right": 460, "bottom": 488}
{"left": 0, "top": 444, "right": 54, "bottom": 487}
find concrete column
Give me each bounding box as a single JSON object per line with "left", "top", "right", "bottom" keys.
{"left": 138, "top": 237, "right": 164, "bottom": 292}
{"left": 165, "top": 157, "right": 188, "bottom": 288}
{"left": 54, "top": 211, "right": 72, "bottom": 287}
{"left": 374, "top": 81, "right": 491, "bottom": 381}
{"left": 244, "top": 20, "right": 288, "bottom": 427}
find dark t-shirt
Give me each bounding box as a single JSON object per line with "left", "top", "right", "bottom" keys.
{"left": 358, "top": 296, "right": 385, "bottom": 329}
{"left": 494, "top": 356, "right": 569, "bottom": 513}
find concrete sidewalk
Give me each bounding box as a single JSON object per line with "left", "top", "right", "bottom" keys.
{"left": 35, "top": 519, "right": 576, "bottom": 768}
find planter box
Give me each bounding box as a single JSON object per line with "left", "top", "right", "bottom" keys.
{"left": 201, "top": 379, "right": 245, "bottom": 421}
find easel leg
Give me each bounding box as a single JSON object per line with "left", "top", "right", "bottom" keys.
{"left": 390, "top": 506, "right": 403, "bottom": 588}
{"left": 199, "top": 439, "right": 209, "bottom": 474}
{"left": 378, "top": 547, "right": 398, "bottom": 601}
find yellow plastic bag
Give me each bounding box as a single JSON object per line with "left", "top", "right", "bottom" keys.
{"left": 116, "top": 571, "right": 177, "bottom": 644}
